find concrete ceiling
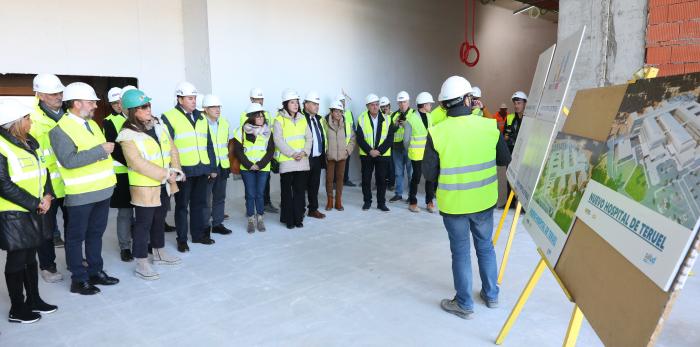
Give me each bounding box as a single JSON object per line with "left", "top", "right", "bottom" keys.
{"left": 481, "top": 0, "right": 559, "bottom": 23}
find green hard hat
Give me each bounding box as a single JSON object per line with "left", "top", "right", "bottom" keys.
{"left": 122, "top": 89, "right": 152, "bottom": 109}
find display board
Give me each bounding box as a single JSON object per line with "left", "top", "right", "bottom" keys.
{"left": 575, "top": 73, "right": 700, "bottom": 291}
{"left": 507, "top": 27, "right": 585, "bottom": 207}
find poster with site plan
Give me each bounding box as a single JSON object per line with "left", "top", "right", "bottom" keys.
{"left": 576, "top": 73, "right": 700, "bottom": 291}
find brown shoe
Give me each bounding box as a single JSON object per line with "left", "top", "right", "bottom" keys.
{"left": 325, "top": 195, "right": 334, "bottom": 211}
{"left": 409, "top": 204, "right": 420, "bottom": 213}
{"left": 427, "top": 202, "right": 436, "bottom": 213}
{"left": 335, "top": 191, "right": 344, "bottom": 211}
{"left": 308, "top": 210, "right": 326, "bottom": 219}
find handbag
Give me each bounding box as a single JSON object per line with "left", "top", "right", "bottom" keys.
{"left": 229, "top": 129, "right": 242, "bottom": 174}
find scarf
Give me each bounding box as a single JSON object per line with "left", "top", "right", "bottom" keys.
{"left": 243, "top": 123, "right": 270, "bottom": 138}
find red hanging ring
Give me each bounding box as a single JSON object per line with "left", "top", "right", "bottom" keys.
{"left": 459, "top": 0, "right": 480, "bottom": 67}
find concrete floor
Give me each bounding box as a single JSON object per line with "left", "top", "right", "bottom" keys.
{"left": 0, "top": 178, "right": 697, "bottom": 346}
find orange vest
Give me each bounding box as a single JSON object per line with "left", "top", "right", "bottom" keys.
{"left": 491, "top": 112, "right": 507, "bottom": 133}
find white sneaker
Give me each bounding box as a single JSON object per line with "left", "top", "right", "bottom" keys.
{"left": 40, "top": 269, "right": 63, "bottom": 283}
{"left": 134, "top": 258, "right": 159, "bottom": 280}
{"left": 152, "top": 248, "right": 182, "bottom": 265}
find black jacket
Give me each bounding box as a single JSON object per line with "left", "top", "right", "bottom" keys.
{"left": 304, "top": 111, "right": 327, "bottom": 168}
{"left": 355, "top": 111, "right": 396, "bottom": 157}
{"left": 0, "top": 128, "right": 53, "bottom": 251}
{"left": 103, "top": 115, "right": 132, "bottom": 208}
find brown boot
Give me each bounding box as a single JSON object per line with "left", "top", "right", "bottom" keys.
{"left": 335, "top": 191, "right": 344, "bottom": 211}
{"left": 325, "top": 195, "right": 334, "bottom": 211}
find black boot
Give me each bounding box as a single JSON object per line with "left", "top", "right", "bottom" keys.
{"left": 5, "top": 271, "right": 41, "bottom": 323}
{"left": 24, "top": 263, "right": 57, "bottom": 314}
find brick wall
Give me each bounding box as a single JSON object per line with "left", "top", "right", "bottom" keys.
{"left": 646, "top": 0, "right": 700, "bottom": 76}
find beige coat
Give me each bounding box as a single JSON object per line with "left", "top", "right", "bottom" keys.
{"left": 116, "top": 124, "right": 181, "bottom": 207}
{"left": 324, "top": 115, "right": 355, "bottom": 161}
{"left": 273, "top": 110, "right": 313, "bottom": 174}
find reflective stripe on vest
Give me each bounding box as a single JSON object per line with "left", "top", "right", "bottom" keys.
{"left": 0, "top": 137, "right": 46, "bottom": 212}
{"left": 430, "top": 116, "right": 499, "bottom": 214}
{"left": 358, "top": 111, "right": 391, "bottom": 157}
{"left": 128, "top": 126, "right": 172, "bottom": 187}
{"left": 163, "top": 108, "right": 210, "bottom": 166}
{"left": 103, "top": 114, "right": 129, "bottom": 174}
{"left": 209, "top": 117, "right": 230, "bottom": 169}
{"left": 234, "top": 127, "right": 271, "bottom": 171}
{"left": 29, "top": 101, "right": 65, "bottom": 198}
{"left": 407, "top": 112, "right": 430, "bottom": 161}
{"left": 56, "top": 116, "right": 116, "bottom": 195}
{"left": 274, "top": 114, "right": 307, "bottom": 163}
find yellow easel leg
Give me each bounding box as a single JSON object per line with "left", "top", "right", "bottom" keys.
{"left": 493, "top": 191, "right": 515, "bottom": 246}
{"left": 497, "top": 202, "right": 522, "bottom": 284}
{"left": 495, "top": 258, "right": 547, "bottom": 345}
{"left": 562, "top": 305, "right": 583, "bottom": 347}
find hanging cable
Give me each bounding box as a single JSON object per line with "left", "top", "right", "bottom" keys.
{"left": 459, "top": 0, "right": 480, "bottom": 67}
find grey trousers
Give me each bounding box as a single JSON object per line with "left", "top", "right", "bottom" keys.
{"left": 497, "top": 166, "right": 508, "bottom": 208}
{"left": 117, "top": 207, "right": 134, "bottom": 250}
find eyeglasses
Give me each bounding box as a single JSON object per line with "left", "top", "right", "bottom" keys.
{"left": 23, "top": 114, "right": 30, "bottom": 120}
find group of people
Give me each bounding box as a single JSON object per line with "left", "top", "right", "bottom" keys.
{"left": 0, "top": 72, "right": 527, "bottom": 324}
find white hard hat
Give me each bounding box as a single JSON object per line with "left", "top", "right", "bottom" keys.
{"left": 107, "top": 87, "right": 122, "bottom": 103}
{"left": 396, "top": 91, "right": 410, "bottom": 102}
{"left": 439, "top": 76, "right": 473, "bottom": 103}
{"left": 250, "top": 87, "right": 264, "bottom": 99}
{"left": 329, "top": 100, "right": 344, "bottom": 111}
{"left": 175, "top": 81, "right": 198, "bottom": 96}
{"left": 379, "top": 96, "right": 391, "bottom": 107}
{"left": 63, "top": 82, "right": 100, "bottom": 101}
{"left": 471, "top": 86, "right": 482, "bottom": 98}
{"left": 202, "top": 94, "right": 222, "bottom": 107}
{"left": 304, "top": 91, "right": 321, "bottom": 104}
{"left": 336, "top": 94, "right": 346, "bottom": 102}
{"left": 512, "top": 91, "right": 528, "bottom": 101}
{"left": 122, "top": 85, "right": 137, "bottom": 94}
{"left": 416, "top": 92, "right": 434, "bottom": 105}
{"left": 246, "top": 102, "right": 264, "bottom": 114}
{"left": 0, "top": 99, "right": 34, "bottom": 127}
{"left": 33, "top": 74, "right": 65, "bottom": 94}
{"left": 365, "top": 93, "right": 380, "bottom": 105}
{"left": 281, "top": 89, "right": 300, "bottom": 102}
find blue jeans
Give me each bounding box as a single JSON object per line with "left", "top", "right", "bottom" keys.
{"left": 442, "top": 208, "right": 499, "bottom": 310}
{"left": 65, "top": 198, "right": 110, "bottom": 282}
{"left": 392, "top": 146, "right": 412, "bottom": 196}
{"left": 241, "top": 170, "right": 270, "bottom": 217}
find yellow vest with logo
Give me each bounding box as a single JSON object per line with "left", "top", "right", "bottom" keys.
{"left": 103, "top": 114, "right": 128, "bottom": 174}
{"left": 430, "top": 115, "right": 499, "bottom": 214}
{"left": 163, "top": 108, "right": 210, "bottom": 167}
{"left": 407, "top": 112, "right": 430, "bottom": 161}
{"left": 274, "top": 114, "right": 307, "bottom": 163}
{"left": 29, "top": 102, "right": 65, "bottom": 199}
{"left": 208, "top": 117, "right": 230, "bottom": 169}
{"left": 234, "top": 127, "right": 271, "bottom": 172}
{"left": 0, "top": 137, "right": 46, "bottom": 212}
{"left": 55, "top": 116, "right": 116, "bottom": 195}
{"left": 127, "top": 126, "right": 172, "bottom": 187}
{"left": 358, "top": 111, "right": 391, "bottom": 157}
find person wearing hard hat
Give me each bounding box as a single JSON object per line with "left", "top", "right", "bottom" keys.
{"left": 491, "top": 103, "right": 508, "bottom": 134}
{"left": 49, "top": 82, "right": 119, "bottom": 295}
{"left": 29, "top": 74, "right": 66, "bottom": 284}
{"left": 403, "top": 92, "right": 437, "bottom": 213}
{"left": 273, "top": 89, "right": 312, "bottom": 229}
{"left": 388, "top": 91, "right": 414, "bottom": 203}
{"left": 504, "top": 91, "right": 528, "bottom": 153}
{"left": 378, "top": 96, "right": 395, "bottom": 191}
{"left": 161, "top": 82, "right": 217, "bottom": 252}
{"left": 323, "top": 100, "right": 355, "bottom": 211}
{"left": 116, "top": 89, "right": 183, "bottom": 280}
{"left": 491, "top": 103, "right": 510, "bottom": 209}
{"left": 423, "top": 76, "right": 511, "bottom": 319}
{"left": 0, "top": 99, "right": 59, "bottom": 323}
{"left": 201, "top": 94, "right": 233, "bottom": 236}
{"left": 302, "top": 91, "right": 327, "bottom": 220}
{"left": 240, "top": 88, "right": 279, "bottom": 214}
{"left": 102, "top": 87, "right": 135, "bottom": 262}
{"left": 356, "top": 93, "right": 396, "bottom": 212}
{"left": 336, "top": 94, "right": 357, "bottom": 188}
{"left": 470, "top": 86, "right": 490, "bottom": 117}
{"left": 233, "top": 103, "right": 275, "bottom": 233}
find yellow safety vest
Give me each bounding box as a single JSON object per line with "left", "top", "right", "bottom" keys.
{"left": 102, "top": 113, "right": 128, "bottom": 174}
{"left": 430, "top": 115, "right": 499, "bottom": 214}
{"left": 430, "top": 106, "right": 447, "bottom": 126}
{"left": 233, "top": 127, "right": 271, "bottom": 172}
{"left": 358, "top": 111, "right": 391, "bottom": 157}
{"left": 127, "top": 126, "right": 172, "bottom": 187}
{"left": 274, "top": 114, "right": 308, "bottom": 163}
{"left": 407, "top": 112, "right": 430, "bottom": 161}
{"left": 163, "top": 108, "right": 210, "bottom": 167}
{"left": 208, "top": 117, "right": 230, "bottom": 169}
{"left": 0, "top": 136, "right": 46, "bottom": 212}
{"left": 55, "top": 116, "right": 116, "bottom": 195}
{"left": 29, "top": 101, "right": 65, "bottom": 199}
{"left": 392, "top": 109, "right": 414, "bottom": 142}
